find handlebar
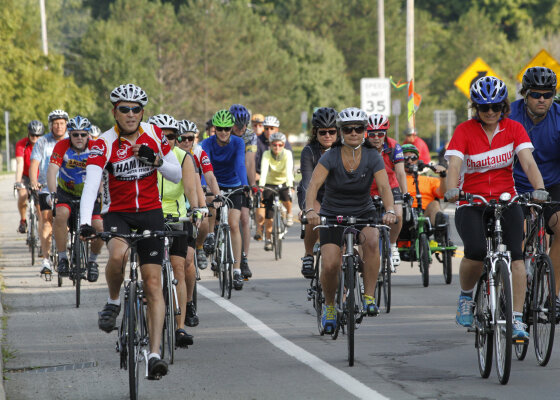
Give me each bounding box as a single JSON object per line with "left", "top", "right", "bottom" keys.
{"left": 92, "top": 229, "right": 188, "bottom": 243}
{"left": 301, "top": 215, "right": 390, "bottom": 231}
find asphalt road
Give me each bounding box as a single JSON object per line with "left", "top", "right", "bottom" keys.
{"left": 1, "top": 174, "right": 560, "bottom": 400}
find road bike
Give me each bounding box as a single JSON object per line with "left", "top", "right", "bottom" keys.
{"left": 307, "top": 215, "right": 388, "bottom": 366}
{"left": 370, "top": 196, "right": 392, "bottom": 313}
{"left": 514, "top": 194, "right": 556, "bottom": 366}
{"left": 456, "top": 192, "right": 517, "bottom": 385}
{"left": 261, "top": 186, "right": 288, "bottom": 260}
{"left": 67, "top": 198, "right": 89, "bottom": 308}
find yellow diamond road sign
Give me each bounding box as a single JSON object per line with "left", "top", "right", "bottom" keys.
{"left": 517, "top": 49, "right": 560, "bottom": 89}
{"left": 454, "top": 57, "right": 501, "bottom": 98}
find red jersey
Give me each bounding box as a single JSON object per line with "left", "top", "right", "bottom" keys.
{"left": 370, "top": 137, "right": 402, "bottom": 196}
{"left": 87, "top": 122, "right": 172, "bottom": 213}
{"left": 403, "top": 135, "right": 431, "bottom": 164}
{"left": 15, "top": 137, "right": 35, "bottom": 177}
{"left": 192, "top": 145, "right": 213, "bottom": 175}
{"left": 445, "top": 118, "right": 533, "bottom": 202}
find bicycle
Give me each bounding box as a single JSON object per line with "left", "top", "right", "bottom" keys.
{"left": 66, "top": 198, "right": 89, "bottom": 308}
{"left": 91, "top": 228, "right": 184, "bottom": 400}
{"left": 514, "top": 194, "right": 557, "bottom": 366}
{"left": 371, "top": 196, "right": 392, "bottom": 313}
{"left": 398, "top": 163, "right": 456, "bottom": 287}
{"left": 211, "top": 187, "right": 247, "bottom": 298}
{"left": 261, "top": 186, "right": 288, "bottom": 260}
{"left": 306, "top": 242, "right": 324, "bottom": 335}
{"left": 456, "top": 192, "right": 517, "bottom": 385}
{"left": 307, "top": 215, "right": 388, "bottom": 366}
{"left": 25, "top": 188, "right": 40, "bottom": 266}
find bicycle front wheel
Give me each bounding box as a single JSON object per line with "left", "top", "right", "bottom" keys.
{"left": 29, "top": 208, "right": 36, "bottom": 265}
{"left": 419, "top": 233, "right": 430, "bottom": 287}
{"left": 313, "top": 250, "right": 324, "bottom": 335}
{"left": 127, "top": 281, "right": 139, "bottom": 400}
{"left": 474, "top": 273, "right": 493, "bottom": 378}
{"left": 272, "top": 206, "right": 279, "bottom": 260}
{"left": 216, "top": 228, "right": 226, "bottom": 297}
{"left": 226, "top": 230, "right": 233, "bottom": 299}
{"left": 346, "top": 256, "right": 356, "bottom": 366}
{"left": 532, "top": 254, "right": 556, "bottom": 366}
{"left": 161, "top": 263, "right": 175, "bottom": 364}
{"left": 377, "top": 230, "right": 392, "bottom": 313}
{"left": 494, "top": 260, "right": 512, "bottom": 385}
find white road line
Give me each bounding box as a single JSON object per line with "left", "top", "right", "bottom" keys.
{"left": 198, "top": 285, "right": 389, "bottom": 400}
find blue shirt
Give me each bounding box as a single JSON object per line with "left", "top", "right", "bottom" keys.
{"left": 201, "top": 135, "right": 248, "bottom": 187}
{"left": 30, "top": 131, "right": 68, "bottom": 193}
{"left": 510, "top": 99, "right": 560, "bottom": 192}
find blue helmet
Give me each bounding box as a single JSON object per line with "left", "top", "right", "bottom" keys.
{"left": 470, "top": 76, "right": 508, "bottom": 104}
{"left": 67, "top": 115, "right": 92, "bottom": 132}
{"left": 229, "top": 104, "right": 250, "bottom": 127}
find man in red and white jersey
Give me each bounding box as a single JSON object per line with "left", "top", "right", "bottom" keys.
{"left": 79, "top": 83, "right": 181, "bottom": 380}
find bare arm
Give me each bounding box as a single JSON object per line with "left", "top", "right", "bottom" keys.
{"left": 47, "top": 163, "right": 60, "bottom": 194}
{"left": 445, "top": 155, "right": 462, "bottom": 201}
{"left": 203, "top": 171, "right": 221, "bottom": 198}
{"left": 394, "top": 162, "right": 407, "bottom": 193}
{"left": 182, "top": 156, "right": 199, "bottom": 208}
{"left": 15, "top": 157, "right": 24, "bottom": 183}
{"left": 304, "top": 163, "right": 329, "bottom": 225}
{"left": 29, "top": 159, "right": 40, "bottom": 189}
{"left": 517, "top": 148, "right": 545, "bottom": 190}
{"left": 245, "top": 152, "right": 256, "bottom": 187}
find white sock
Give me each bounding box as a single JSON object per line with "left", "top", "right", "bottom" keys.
{"left": 107, "top": 297, "right": 121, "bottom": 306}
{"left": 234, "top": 268, "right": 241, "bottom": 274}
{"left": 148, "top": 353, "right": 161, "bottom": 360}
{"left": 89, "top": 253, "right": 98, "bottom": 262}
{"left": 58, "top": 251, "right": 68, "bottom": 260}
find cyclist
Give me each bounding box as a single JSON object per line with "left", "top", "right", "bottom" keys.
{"left": 305, "top": 107, "right": 397, "bottom": 334}
{"left": 251, "top": 113, "right": 265, "bottom": 136}
{"left": 200, "top": 109, "right": 248, "bottom": 290}
{"left": 298, "top": 107, "right": 338, "bottom": 278}
{"left": 255, "top": 116, "right": 294, "bottom": 237}
{"left": 401, "top": 144, "right": 448, "bottom": 240}
{"left": 230, "top": 104, "right": 256, "bottom": 278}
{"left": 47, "top": 116, "right": 103, "bottom": 281}
{"left": 149, "top": 114, "right": 201, "bottom": 344}
{"left": 367, "top": 114, "right": 407, "bottom": 267}
{"left": 259, "top": 132, "right": 294, "bottom": 251}
{"left": 15, "top": 120, "right": 44, "bottom": 234}
{"left": 510, "top": 67, "right": 560, "bottom": 313}
{"left": 204, "top": 118, "right": 215, "bottom": 140}
{"left": 79, "top": 83, "right": 182, "bottom": 379}
{"left": 29, "top": 109, "right": 69, "bottom": 275}
{"left": 445, "top": 76, "right": 547, "bottom": 340}
{"left": 403, "top": 128, "right": 431, "bottom": 164}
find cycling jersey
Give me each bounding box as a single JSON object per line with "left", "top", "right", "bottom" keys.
{"left": 50, "top": 138, "right": 95, "bottom": 196}
{"left": 239, "top": 128, "right": 257, "bottom": 153}
{"left": 255, "top": 134, "right": 293, "bottom": 174}
{"left": 297, "top": 142, "right": 328, "bottom": 209}
{"left": 445, "top": 118, "right": 533, "bottom": 201}
{"left": 370, "top": 137, "right": 403, "bottom": 196}
{"left": 191, "top": 144, "right": 213, "bottom": 175}
{"left": 30, "top": 132, "right": 68, "bottom": 193}
{"left": 15, "top": 137, "right": 35, "bottom": 178}
{"left": 201, "top": 135, "right": 248, "bottom": 188}
{"left": 403, "top": 135, "right": 431, "bottom": 164}
{"left": 158, "top": 146, "right": 187, "bottom": 218}
{"left": 259, "top": 149, "right": 294, "bottom": 187}
{"left": 406, "top": 174, "right": 442, "bottom": 209}
{"left": 82, "top": 122, "right": 179, "bottom": 219}
{"left": 510, "top": 100, "right": 560, "bottom": 193}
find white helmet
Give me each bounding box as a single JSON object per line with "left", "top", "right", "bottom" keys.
{"left": 269, "top": 132, "right": 286, "bottom": 143}
{"left": 178, "top": 119, "right": 198, "bottom": 134}
{"left": 263, "top": 115, "right": 280, "bottom": 127}
{"left": 110, "top": 83, "right": 148, "bottom": 106}
{"left": 48, "top": 109, "right": 69, "bottom": 122}
{"left": 336, "top": 107, "right": 368, "bottom": 127}
{"left": 147, "top": 114, "right": 178, "bottom": 131}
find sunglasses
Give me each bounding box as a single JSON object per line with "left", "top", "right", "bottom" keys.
{"left": 528, "top": 91, "right": 554, "bottom": 100}
{"left": 271, "top": 143, "right": 284, "bottom": 147}
{"left": 264, "top": 126, "right": 276, "bottom": 130}
{"left": 71, "top": 133, "right": 88, "bottom": 138}
{"left": 317, "top": 129, "right": 337, "bottom": 136}
{"left": 117, "top": 105, "right": 143, "bottom": 114}
{"left": 404, "top": 155, "right": 418, "bottom": 161}
{"left": 341, "top": 126, "right": 365, "bottom": 135}
{"left": 177, "top": 135, "right": 195, "bottom": 143}
{"left": 477, "top": 103, "right": 504, "bottom": 113}
{"left": 215, "top": 127, "right": 231, "bottom": 132}
{"left": 367, "top": 130, "right": 386, "bottom": 138}
{"left": 165, "top": 134, "right": 177, "bottom": 140}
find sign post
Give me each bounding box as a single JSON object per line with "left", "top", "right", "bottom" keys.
{"left": 361, "top": 78, "right": 391, "bottom": 116}
{"left": 5, "top": 111, "right": 9, "bottom": 172}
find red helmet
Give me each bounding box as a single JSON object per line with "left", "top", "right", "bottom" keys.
{"left": 367, "top": 114, "right": 390, "bottom": 131}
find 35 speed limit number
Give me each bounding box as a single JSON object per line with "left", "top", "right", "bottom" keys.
{"left": 360, "top": 78, "right": 391, "bottom": 116}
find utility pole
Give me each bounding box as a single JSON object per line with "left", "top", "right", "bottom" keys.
{"left": 406, "top": 0, "right": 414, "bottom": 131}
{"left": 378, "top": 0, "right": 385, "bottom": 78}
{"left": 39, "top": 0, "right": 48, "bottom": 56}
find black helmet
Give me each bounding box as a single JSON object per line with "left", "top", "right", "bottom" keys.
{"left": 27, "top": 120, "right": 45, "bottom": 136}
{"left": 312, "top": 107, "right": 337, "bottom": 128}
{"left": 522, "top": 67, "right": 557, "bottom": 91}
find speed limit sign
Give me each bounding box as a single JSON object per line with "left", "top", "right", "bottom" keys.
{"left": 360, "top": 78, "right": 391, "bottom": 116}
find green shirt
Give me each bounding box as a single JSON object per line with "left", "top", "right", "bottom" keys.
{"left": 158, "top": 146, "right": 187, "bottom": 218}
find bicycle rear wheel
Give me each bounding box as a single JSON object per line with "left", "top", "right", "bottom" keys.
{"left": 345, "top": 256, "right": 356, "bottom": 366}
{"left": 161, "top": 262, "right": 175, "bottom": 364}
{"left": 276, "top": 211, "right": 283, "bottom": 260}
{"left": 216, "top": 228, "right": 226, "bottom": 297}
{"left": 29, "top": 207, "right": 36, "bottom": 265}
{"left": 419, "top": 233, "right": 430, "bottom": 287}
{"left": 226, "top": 231, "right": 233, "bottom": 299}
{"left": 514, "top": 282, "right": 530, "bottom": 361}
{"left": 532, "top": 254, "right": 555, "bottom": 366}
{"left": 128, "top": 281, "right": 139, "bottom": 400}
{"left": 376, "top": 230, "right": 392, "bottom": 313}
{"left": 494, "top": 260, "right": 512, "bottom": 385}
{"left": 313, "top": 250, "right": 324, "bottom": 335}
{"left": 474, "top": 273, "right": 493, "bottom": 379}
{"left": 273, "top": 207, "right": 279, "bottom": 261}
{"left": 442, "top": 235, "right": 453, "bottom": 284}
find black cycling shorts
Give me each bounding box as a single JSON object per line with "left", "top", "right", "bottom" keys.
{"left": 262, "top": 185, "right": 291, "bottom": 219}
{"left": 543, "top": 183, "right": 560, "bottom": 234}
{"left": 167, "top": 221, "right": 195, "bottom": 258}
{"left": 103, "top": 208, "right": 165, "bottom": 266}
{"left": 220, "top": 186, "right": 244, "bottom": 211}
{"left": 56, "top": 188, "right": 101, "bottom": 220}
{"left": 319, "top": 211, "right": 377, "bottom": 247}
{"left": 38, "top": 192, "right": 52, "bottom": 212}
{"left": 455, "top": 204, "right": 524, "bottom": 262}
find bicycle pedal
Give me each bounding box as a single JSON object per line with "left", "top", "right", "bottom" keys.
{"left": 243, "top": 277, "right": 249, "bottom": 281}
